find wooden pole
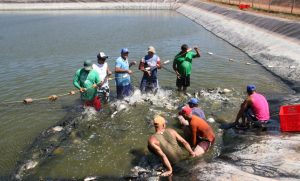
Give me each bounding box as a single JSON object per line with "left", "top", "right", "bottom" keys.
{"left": 252, "top": 0, "right": 254, "bottom": 8}
{"left": 291, "top": 0, "right": 296, "bottom": 14}
{"left": 268, "top": 0, "right": 271, "bottom": 12}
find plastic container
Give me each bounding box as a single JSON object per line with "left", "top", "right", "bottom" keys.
{"left": 239, "top": 4, "right": 250, "bottom": 10}
{"left": 279, "top": 104, "right": 300, "bottom": 132}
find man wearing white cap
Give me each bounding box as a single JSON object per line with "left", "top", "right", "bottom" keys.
{"left": 93, "top": 51, "right": 112, "bottom": 103}
{"left": 139, "top": 46, "right": 161, "bottom": 93}
{"left": 148, "top": 115, "right": 195, "bottom": 176}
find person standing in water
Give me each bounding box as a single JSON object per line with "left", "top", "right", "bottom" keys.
{"left": 93, "top": 51, "right": 112, "bottom": 103}
{"left": 234, "top": 84, "right": 270, "bottom": 129}
{"left": 148, "top": 115, "right": 195, "bottom": 177}
{"left": 115, "top": 48, "right": 136, "bottom": 99}
{"left": 73, "top": 60, "right": 101, "bottom": 111}
{"left": 139, "top": 46, "right": 161, "bottom": 93}
{"left": 173, "top": 44, "right": 200, "bottom": 93}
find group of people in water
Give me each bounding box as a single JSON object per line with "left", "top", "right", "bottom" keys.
{"left": 73, "top": 44, "right": 201, "bottom": 110}
{"left": 73, "top": 44, "right": 270, "bottom": 176}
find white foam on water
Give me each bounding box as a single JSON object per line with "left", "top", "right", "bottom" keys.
{"left": 81, "top": 106, "right": 97, "bottom": 121}
{"left": 199, "top": 88, "right": 230, "bottom": 102}
{"left": 110, "top": 89, "right": 179, "bottom": 117}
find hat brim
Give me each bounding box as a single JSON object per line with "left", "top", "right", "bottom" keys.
{"left": 84, "top": 66, "right": 92, "bottom": 71}
{"left": 99, "top": 56, "right": 108, "bottom": 59}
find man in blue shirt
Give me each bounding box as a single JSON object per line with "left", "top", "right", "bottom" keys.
{"left": 115, "top": 48, "right": 136, "bottom": 99}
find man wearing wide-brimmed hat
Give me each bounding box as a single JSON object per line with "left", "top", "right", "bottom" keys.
{"left": 139, "top": 46, "right": 161, "bottom": 93}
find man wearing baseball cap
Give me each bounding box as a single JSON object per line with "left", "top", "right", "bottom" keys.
{"left": 180, "top": 106, "right": 215, "bottom": 157}
{"left": 188, "top": 98, "right": 206, "bottom": 120}
{"left": 234, "top": 84, "right": 270, "bottom": 129}
{"left": 148, "top": 115, "right": 195, "bottom": 176}
{"left": 93, "top": 51, "right": 112, "bottom": 103}
{"left": 73, "top": 60, "right": 101, "bottom": 111}
{"left": 139, "top": 46, "right": 161, "bottom": 93}
{"left": 173, "top": 44, "right": 201, "bottom": 93}
{"left": 115, "top": 48, "right": 136, "bottom": 99}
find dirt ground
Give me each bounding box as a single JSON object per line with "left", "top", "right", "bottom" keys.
{"left": 203, "top": 0, "right": 300, "bottom": 21}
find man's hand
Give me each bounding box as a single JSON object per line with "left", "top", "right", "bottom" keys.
{"left": 80, "top": 88, "right": 86, "bottom": 92}
{"left": 127, "top": 70, "right": 133, "bottom": 74}
{"left": 190, "top": 151, "right": 196, "bottom": 157}
{"left": 129, "top": 61, "right": 137, "bottom": 67}
{"left": 176, "top": 72, "right": 181, "bottom": 79}
{"left": 146, "top": 70, "right": 151, "bottom": 76}
{"left": 161, "top": 170, "right": 172, "bottom": 177}
{"left": 92, "top": 84, "right": 98, "bottom": 88}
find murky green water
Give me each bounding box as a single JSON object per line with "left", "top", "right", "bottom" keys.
{"left": 0, "top": 10, "right": 292, "bottom": 180}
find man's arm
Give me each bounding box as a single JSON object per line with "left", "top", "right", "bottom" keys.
{"left": 234, "top": 97, "right": 251, "bottom": 123}
{"left": 173, "top": 59, "right": 180, "bottom": 79}
{"left": 170, "top": 129, "right": 195, "bottom": 157}
{"left": 191, "top": 125, "right": 198, "bottom": 148}
{"left": 193, "top": 47, "right": 201, "bottom": 58}
{"left": 148, "top": 136, "right": 172, "bottom": 176}
{"left": 156, "top": 57, "right": 161, "bottom": 69}
{"left": 73, "top": 69, "right": 86, "bottom": 92}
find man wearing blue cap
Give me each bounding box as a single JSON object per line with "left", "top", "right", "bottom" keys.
{"left": 188, "top": 98, "right": 206, "bottom": 120}
{"left": 178, "top": 98, "right": 206, "bottom": 126}
{"left": 115, "top": 48, "right": 136, "bottom": 99}
{"left": 234, "top": 84, "right": 270, "bottom": 129}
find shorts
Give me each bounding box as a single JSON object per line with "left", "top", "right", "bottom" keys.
{"left": 116, "top": 83, "right": 133, "bottom": 99}
{"left": 176, "top": 75, "right": 190, "bottom": 87}
{"left": 244, "top": 109, "right": 269, "bottom": 128}
{"left": 84, "top": 96, "right": 101, "bottom": 111}
{"left": 140, "top": 76, "right": 158, "bottom": 92}
{"left": 197, "top": 141, "right": 211, "bottom": 152}
{"left": 197, "top": 137, "right": 214, "bottom": 152}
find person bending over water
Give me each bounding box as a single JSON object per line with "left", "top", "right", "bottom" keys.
{"left": 148, "top": 115, "right": 195, "bottom": 176}
{"left": 180, "top": 106, "right": 215, "bottom": 157}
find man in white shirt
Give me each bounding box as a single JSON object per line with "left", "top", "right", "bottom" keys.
{"left": 93, "top": 51, "right": 112, "bottom": 103}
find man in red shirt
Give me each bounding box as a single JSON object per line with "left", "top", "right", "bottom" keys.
{"left": 180, "top": 106, "right": 215, "bottom": 156}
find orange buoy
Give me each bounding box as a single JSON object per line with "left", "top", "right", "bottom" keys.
{"left": 23, "top": 98, "right": 33, "bottom": 104}
{"left": 48, "top": 95, "right": 58, "bottom": 101}
{"left": 69, "top": 91, "right": 76, "bottom": 95}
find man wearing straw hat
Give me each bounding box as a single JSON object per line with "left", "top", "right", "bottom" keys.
{"left": 73, "top": 60, "right": 101, "bottom": 111}
{"left": 139, "top": 46, "right": 161, "bottom": 93}
{"left": 173, "top": 44, "right": 200, "bottom": 93}
{"left": 93, "top": 51, "right": 112, "bottom": 103}
{"left": 148, "top": 115, "right": 195, "bottom": 177}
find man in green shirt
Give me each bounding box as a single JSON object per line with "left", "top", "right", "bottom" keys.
{"left": 73, "top": 60, "right": 102, "bottom": 111}
{"left": 173, "top": 44, "right": 201, "bottom": 92}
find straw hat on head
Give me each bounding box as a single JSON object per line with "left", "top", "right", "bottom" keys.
{"left": 153, "top": 115, "right": 165, "bottom": 127}
{"left": 148, "top": 46, "right": 156, "bottom": 54}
